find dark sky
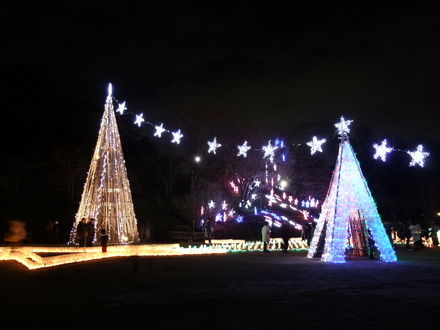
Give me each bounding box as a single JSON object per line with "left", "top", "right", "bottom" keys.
{"left": 3, "top": 1, "right": 440, "bottom": 145}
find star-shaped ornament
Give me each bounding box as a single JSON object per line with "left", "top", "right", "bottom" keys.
{"left": 237, "top": 141, "right": 251, "bottom": 157}
{"left": 171, "top": 129, "right": 184, "bottom": 144}
{"left": 262, "top": 140, "right": 278, "bottom": 161}
{"left": 307, "top": 136, "right": 326, "bottom": 155}
{"left": 208, "top": 200, "right": 215, "bottom": 209}
{"left": 116, "top": 101, "right": 127, "bottom": 115}
{"left": 373, "top": 139, "right": 394, "bottom": 162}
{"left": 154, "top": 123, "right": 166, "bottom": 137}
{"left": 134, "top": 113, "right": 145, "bottom": 127}
{"left": 207, "top": 137, "right": 222, "bottom": 154}
{"left": 407, "top": 144, "right": 429, "bottom": 167}
{"left": 334, "top": 116, "right": 353, "bottom": 136}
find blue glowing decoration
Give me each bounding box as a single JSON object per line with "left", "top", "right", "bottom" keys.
{"left": 307, "top": 124, "right": 397, "bottom": 263}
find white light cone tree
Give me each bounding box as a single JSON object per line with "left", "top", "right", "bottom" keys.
{"left": 307, "top": 117, "right": 397, "bottom": 263}
{"left": 69, "top": 84, "right": 139, "bottom": 245}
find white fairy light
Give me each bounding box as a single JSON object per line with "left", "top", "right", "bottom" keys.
{"left": 108, "top": 83, "right": 113, "bottom": 96}
{"left": 116, "top": 101, "right": 127, "bottom": 115}
{"left": 237, "top": 141, "right": 251, "bottom": 157}
{"left": 134, "top": 113, "right": 145, "bottom": 127}
{"left": 222, "top": 200, "right": 228, "bottom": 210}
{"left": 208, "top": 200, "right": 215, "bottom": 209}
{"left": 154, "top": 123, "right": 166, "bottom": 137}
{"left": 334, "top": 116, "right": 353, "bottom": 136}
{"left": 171, "top": 129, "right": 183, "bottom": 144}
{"left": 207, "top": 137, "right": 222, "bottom": 154}
{"left": 407, "top": 144, "right": 429, "bottom": 167}
{"left": 307, "top": 136, "right": 326, "bottom": 155}
{"left": 373, "top": 139, "right": 394, "bottom": 162}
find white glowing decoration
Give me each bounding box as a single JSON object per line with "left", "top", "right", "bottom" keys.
{"left": 222, "top": 200, "right": 228, "bottom": 210}
{"left": 171, "top": 129, "right": 184, "bottom": 144}
{"left": 69, "top": 83, "right": 139, "bottom": 245}
{"left": 307, "top": 136, "right": 326, "bottom": 155}
{"left": 207, "top": 137, "right": 222, "bottom": 154}
{"left": 407, "top": 144, "right": 429, "bottom": 167}
{"left": 154, "top": 123, "right": 166, "bottom": 137}
{"left": 334, "top": 116, "right": 353, "bottom": 136}
{"left": 116, "top": 101, "right": 127, "bottom": 115}
{"left": 373, "top": 139, "right": 394, "bottom": 162}
{"left": 208, "top": 200, "right": 215, "bottom": 209}
{"left": 262, "top": 140, "right": 278, "bottom": 161}
{"left": 307, "top": 138, "right": 397, "bottom": 263}
{"left": 134, "top": 113, "right": 145, "bottom": 127}
{"left": 253, "top": 179, "right": 261, "bottom": 187}
{"left": 237, "top": 141, "right": 252, "bottom": 157}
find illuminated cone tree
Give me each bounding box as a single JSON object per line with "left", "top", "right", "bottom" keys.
{"left": 307, "top": 117, "right": 397, "bottom": 263}
{"left": 69, "top": 84, "right": 139, "bottom": 245}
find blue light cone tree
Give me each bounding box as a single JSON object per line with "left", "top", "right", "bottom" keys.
{"left": 68, "top": 84, "right": 139, "bottom": 245}
{"left": 307, "top": 121, "right": 397, "bottom": 263}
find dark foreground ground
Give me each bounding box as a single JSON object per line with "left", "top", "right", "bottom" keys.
{"left": 1, "top": 245, "right": 440, "bottom": 330}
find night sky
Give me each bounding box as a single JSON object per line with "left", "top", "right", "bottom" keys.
{"left": 3, "top": 1, "right": 440, "bottom": 147}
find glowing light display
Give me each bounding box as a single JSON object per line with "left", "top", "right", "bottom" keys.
{"left": 373, "top": 139, "right": 394, "bottom": 162}
{"left": 68, "top": 83, "right": 139, "bottom": 245}
{"left": 237, "top": 141, "right": 251, "bottom": 157}
{"left": 154, "top": 123, "right": 166, "bottom": 137}
{"left": 407, "top": 144, "right": 429, "bottom": 167}
{"left": 334, "top": 116, "right": 353, "bottom": 136}
{"left": 307, "top": 120, "right": 397, "bottom": 263}
{"left": 262, "top": 140, "right": 278, "bottom": 162}
{"left": 116, "top": 101, "right": 127, "bottom": 115}
{"left": 207, "top": 137, "right": 222, "bottom": 154}
{"left": 307, "top": 136, "right": 326, "bottom": 155}
{"left": 171, "top": 129, "right": 184, "bottom": 144}
{"left": 134, "top": 113, "right": 145, "bottom": 127}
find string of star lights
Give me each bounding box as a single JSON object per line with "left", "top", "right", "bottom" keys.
{"left": 306, "top": 117, "right": 430, "bottom": 167}
{"left": 307, "top": 116, "right": 397, "bottom": 263}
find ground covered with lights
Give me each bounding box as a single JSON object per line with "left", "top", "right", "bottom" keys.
{"left": 2, "top": 245, "right": 440, "bottom": 329}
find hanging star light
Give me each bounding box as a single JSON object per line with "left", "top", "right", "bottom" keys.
{"left": 208, "top": 200, "right": 215, "bottom": 209}
{"left": 262, "top": 140, "right": 278, "bottom": 161}
{"left": 373, "top": 139, "right": 394, "bottom": 162}
{"left": 207, "top": 137, "right": 222, "bottom": 154}
{"left": 154, "top": 123, "right": 166, "bottom": 137}
{"left": 171, "top": 129, "right": 183, "bottom": 144}
{"left": 407, "top": 144, "right": 430, "bottom": 167}
{"left": 116, "top": 101, "right": 127, "bottom": 115}
{"left": 307, "top": 136, "right": 326, "bottom": 155}
{"left": 237, "top": 141, "right": 251, "bottom": 157}
{"left": 334, "top": 116, "right": 353, "bottom": 136}
{"left": 134, "top": 113, "right": 145, "bottom": 127}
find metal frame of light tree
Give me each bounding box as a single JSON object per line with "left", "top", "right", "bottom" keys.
{"left": 307, "top": 117, "right": 397, "bottom": 263}
{"left": 68, "top": 84, "right": 139, "bottom": 245}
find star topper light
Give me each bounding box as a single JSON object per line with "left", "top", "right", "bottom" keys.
{"left": 335, "top": 116, "right": 353, "bottom": 137}
{"left": 237, "top": 141, "right": 252, "bottom": 157}
{"left": 207, "top": 137, "right": 222, "bottom": 154}
{"left": 307, "top": 136, "right": 326, "bottom": 155}
{"left": 407, "top": 144, "right": 429, "bottom": 167}
{"left": 373, "top": 139, "right": 394, "bottom": 162}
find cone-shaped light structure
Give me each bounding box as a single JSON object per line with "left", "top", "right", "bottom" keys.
{"left": 69, "top": 84, "right": 139, "bottom": 245}
{"left": 307, "top": 117, "right": 397, "bottom": 263}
